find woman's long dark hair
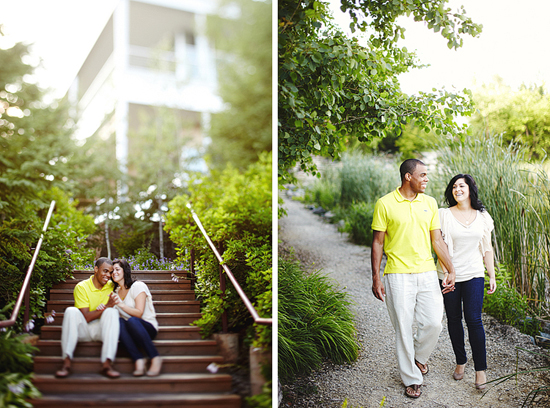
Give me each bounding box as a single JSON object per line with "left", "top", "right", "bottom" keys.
{"left": 444, "top": 174, "right": 486, "bottom": 212}
{"left": 112, "top": 258, "right": 135, "bottom": 290}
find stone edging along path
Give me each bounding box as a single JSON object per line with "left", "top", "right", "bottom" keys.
{"left": 279, "top": 195, "right": 550, "bottom": 408}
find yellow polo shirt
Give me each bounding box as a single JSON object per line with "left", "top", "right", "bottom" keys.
{"left": 372, "top": 187, "right": 440, "bottom": 274}
{"left": 74, "top": 276, "right": 114, "bottom": 311}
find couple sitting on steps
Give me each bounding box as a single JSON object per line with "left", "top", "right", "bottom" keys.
{"left": 55, "top": 257, "right": 162, "bottom": 379}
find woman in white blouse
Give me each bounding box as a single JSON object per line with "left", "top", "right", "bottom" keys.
{"left": 437, "top": 174, "right": 497, "bottom": 390}
{"left": 110, "top": 259, "right": 162, "bottom": 376}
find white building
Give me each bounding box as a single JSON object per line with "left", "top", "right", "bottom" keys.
{"left": 68, "top": 0, "right": 223, "bottom": 175}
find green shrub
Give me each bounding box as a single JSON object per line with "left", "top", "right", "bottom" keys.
{"left": 339, "top": 152, "right": 398, "bottom": 208}
{"left": 341, "top": 202, "right": 376, "bottom": 246}
{"left": 482, "top": 263, "right": 539, "bottom": 336}
{"left": 0, "top": 187, "right": 96, "bottom": 332}
{"left": 304, "top": 167, "right": 341, "bottom": 210}
{"left": 278, "top": 256, "right": 359, "bottom": 382}
{"left": 113, "top": 224, "right": 153, "bottom": 257}
{"left": 0, "top": 330, "right": 41, "bottom": 407}
{"left": 165, "top": 153, "right": 271, "bottom": 348}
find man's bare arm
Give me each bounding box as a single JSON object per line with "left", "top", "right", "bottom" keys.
{"left": 430, "top": 229, "right": 455, "bottom": 292}
{"left": 79, "top": 293, "right": 116, "bottom": 323}
{"left": 371, "top": 230, "right": 386, "bottom": 301}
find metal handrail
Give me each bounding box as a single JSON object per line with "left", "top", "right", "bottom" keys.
{"left": 186, "top": 203, "right": 272, "bottom": 326}
{"left": 0, "top": 201, "right": 56, "bottom": 329}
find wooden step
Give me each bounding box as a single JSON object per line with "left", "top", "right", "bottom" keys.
{"left": 49, "top": 289, "right": 196, "bottom": 301}
{"left": 34, "top": 355, "right": 225, "bottom": 374}
{"left": 40, "top": 325, "right": 202, "bottom": 340}
{"left": 32, "top": 373, "right": 233, "bottom": 394}
{"left": 47, "top": 312, "right": 202, "bottom": 326}
{"left": 47, "top": 300, "right": 201, "bottom": 313}
{"left": 36, "top": 339, "right": 218, "bottom": 357}
{"left": 54, "top": 279, "right": 192, "bottom": 290}
{"left": 71, "top": 270, "right": 192, "bottom": 281}
{"left": 29, "top": 392, "right": 240, "bottom": 408}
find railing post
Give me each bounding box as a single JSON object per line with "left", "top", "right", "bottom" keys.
{"left": 219, "top": 246, "right": 228, "bottom": 333}
{"left": 190, "top": 248, "right": 195, "bottom": 276}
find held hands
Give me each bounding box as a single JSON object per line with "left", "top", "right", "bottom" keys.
{"left": 105, "top": 292, "right": 119, "bottom": 308}
{"left": 95, "top": 293, "right": 118, "bottom": 312}
{"left": 441, "top": 271, "right": 456, "bottom": 294}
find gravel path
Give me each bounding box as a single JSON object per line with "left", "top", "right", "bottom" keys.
{"left": 279, "top": 194, "right": 550, "bottom": 408}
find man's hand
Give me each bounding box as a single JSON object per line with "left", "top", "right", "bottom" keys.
{"left": 441, "top": 272, "right": 456, "bottom": 294}
{"left": 105, "top": 292, "right": 117, "bottom": 308}
{"left": 372, "top": 278, "right": 386, "bottom": 301}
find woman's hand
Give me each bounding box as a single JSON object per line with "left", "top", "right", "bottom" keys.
{"left": 441, "top": 272, "right": 455, "bottom": 294}
{"left": 487, "top": 277, "right": 497, "bottom": 294}
{"left": 96, "top": 303, "right": 106, "bottom": 312}
{"left": 110, "top": 292, "right": 123, "bottom": 305}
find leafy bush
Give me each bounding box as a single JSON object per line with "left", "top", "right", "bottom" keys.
{"left": 341, "top": 202, "right": 376, "bottom": 246}
{"left": 165, "top": 153, "right": 272, "bottom": 348}
{"left": 339, "top": 152, "right": 398, "bottom": 208}
{"left": 0, "top": 330, "right": 41, "bottom": 407}
{"left": 113, "top": 224, "right": 153, "bottom": 257}
{"left": 0, "top": 188, "right": 96, "bottom": 332}
{"left": 304, "top": 167, "right": 341, "bottom": 210}
{"left": 278, "top": 256, "right": 359, "bottom": 382}
{"left": 482, "top": 263, "right": 539, "bottom": 335}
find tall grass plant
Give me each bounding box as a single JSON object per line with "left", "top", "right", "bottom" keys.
{"left": 339, "top": 153, "right": 399, "bottom": 208}
{"left": 278, "top": 256, "right": 360, "bottom": 382}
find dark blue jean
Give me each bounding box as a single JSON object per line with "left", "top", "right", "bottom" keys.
{"left": 440, "top": 277, "right": 487, "bottom": 371}
{"left": 119, "top": 317, "right": 159, "bottom": 361}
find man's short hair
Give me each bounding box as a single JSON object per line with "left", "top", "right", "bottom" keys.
{"left": 95, "top": 257, "right": 113, "bottom": 268}
{"left": 400, "top": 159, "right": 425, "bottom": 181}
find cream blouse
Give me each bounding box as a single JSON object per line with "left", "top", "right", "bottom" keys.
{"left": 115, "top": 281, "right": 159, "bottom": 331}
{"left": 436, "top": 207, "right": 494, "bottom": 282}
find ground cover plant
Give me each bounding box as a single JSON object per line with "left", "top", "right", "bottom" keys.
{"left": 278, "top": 256, "right": 359, "bottom": 381}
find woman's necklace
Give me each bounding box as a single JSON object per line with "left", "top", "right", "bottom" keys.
{"left": 118, "top": 286, "right": 128, "bottom": 300}
{"left": 456, "top": 208, "right": 475, "bottom": 225}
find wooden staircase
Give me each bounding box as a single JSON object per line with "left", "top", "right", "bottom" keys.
{"left": 29, "top": 270, "right": 242, "bottom": 407}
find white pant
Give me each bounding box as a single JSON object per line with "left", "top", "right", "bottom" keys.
{"left": 61, "top": 307, "right": 119, "bottom": 363}
{"left": 383, "top": 271, "right": 443, "bottom": 386}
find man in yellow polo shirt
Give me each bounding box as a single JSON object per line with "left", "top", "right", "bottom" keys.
{"left": 55, "top": 257, "right": 120, "bottom": 379}
{"left": 371, "top": 159, "right": 456, "bottom": 399}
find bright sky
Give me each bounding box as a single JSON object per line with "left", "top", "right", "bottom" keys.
{"left": 0, "top": 0, "right": 117, "bottom": 98}
{"left": 329, "top": 0, "right": 550, "bottom": 95}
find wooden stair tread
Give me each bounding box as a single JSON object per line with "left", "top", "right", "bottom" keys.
{"left": 29, "top": 393, "right": 240, "bottom": 408}
{"left": 35, "top": 355, "right": 224, "bottom": 362}
{"left": 33, "top": 372, "right": 232, "bottom": 381}
{"left": 41, "top": 325, "right": 201, "bottom": 331}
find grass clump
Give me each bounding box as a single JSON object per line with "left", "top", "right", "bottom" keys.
{"left": 278, "top": 256, "right": 360, "bottom": 382}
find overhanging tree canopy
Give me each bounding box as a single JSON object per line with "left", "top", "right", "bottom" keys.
{"left": 278, "top": 0, "right": 483, "bottom": 182}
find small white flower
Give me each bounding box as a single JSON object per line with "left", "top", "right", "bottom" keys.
{"left": 206, "top": 362, "right": 219, "bottom": 373}
{"left": 25, "top": 319, "right": 35, "bottom": 332}
{"left": 8, "top": 382, "right": 25, "bottom": 394}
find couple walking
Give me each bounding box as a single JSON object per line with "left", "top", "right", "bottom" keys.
{"left": 55, "top": 258, "right": 162, "bottom": 378}
{"left": 371, "top": 159, "right": 497, "bottom": 398}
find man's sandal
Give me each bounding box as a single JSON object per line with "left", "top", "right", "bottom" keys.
{"left": 100, "top": 366, "right": 121, "bottom": 379}
{"left": 405, "top": 384, "right": 422, "bottom": 398}
{"left": 415, "top": 360, "right": 429, "bottom": 375}
{"left": 55, "top": 366, "right": 71, "bottom": 378}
